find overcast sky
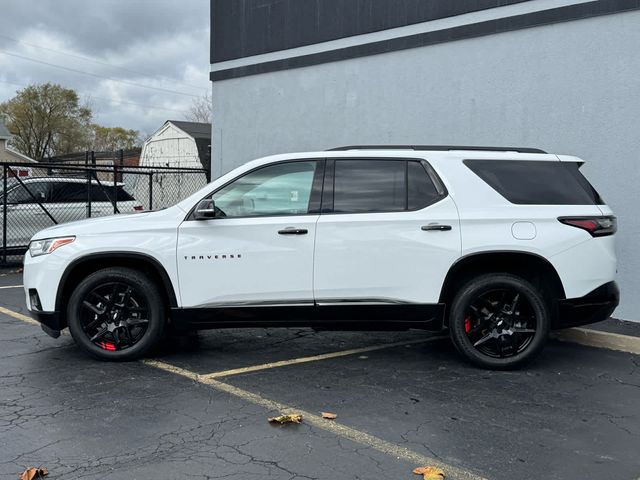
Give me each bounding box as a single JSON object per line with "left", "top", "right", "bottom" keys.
{"left": 0, "top": 0, "right": 210, "bottom": 137}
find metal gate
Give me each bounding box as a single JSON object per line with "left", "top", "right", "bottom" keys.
{"left": 1, "top": 160, "right": 209, "bottom": 265}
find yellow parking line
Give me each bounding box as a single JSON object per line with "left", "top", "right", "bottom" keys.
{"left": 0, "top": 305, "right": 39, "bottom": 326}
{"left": 552, "top": 327, "right": 640, "bottom": 355}
{"left": 144, "top": 359, "right": 488, "bottom": 480}
{"left": 202, "top": 336, "right": 446, "bottom": 379}
{"left": 0, "top": 284, "right": 23, "bottom": 289}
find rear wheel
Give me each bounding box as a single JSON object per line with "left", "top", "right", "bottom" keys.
{"left": 67, "top": 267, "right": 166, "bottom": 361}
{"left": 449, "top": 274, "right": 550, "bottom": 370}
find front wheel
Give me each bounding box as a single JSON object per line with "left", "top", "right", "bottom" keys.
{"left": 449, "top": 274, "right": 550, "bottom": 370}
{"left": 67, "top": 267, "right": 166, "bottom": 361}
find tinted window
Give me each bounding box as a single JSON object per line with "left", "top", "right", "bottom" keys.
{"left": 465, "top": 160, "right": 604, "bottom": 205}
{"left": 333, "top": 160, "right": 406, "bottom": 213}
{"left": 6, "top": 182, "right": 49, "bottom": 204}
{"left": 408, "top": 162, "right": 441, "bottom": 210}
{"left": 50, "top": 182, "right": 87, "bottom": 203}
{"left": 91, "top": 186, "right": 135, "bottom": 202}
{"left": 212, "top": 161, "right": 318, "bottom": 217}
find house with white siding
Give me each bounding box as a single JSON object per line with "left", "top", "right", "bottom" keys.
{"left": 135, "top": 120, "right": 211, "bottom": 209}
{"left": 139, "top": 120, "right": 211, "bottom": 170}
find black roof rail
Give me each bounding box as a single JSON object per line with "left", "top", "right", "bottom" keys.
{"left": 327, "top": 145, "right": 547, "bottom": 154}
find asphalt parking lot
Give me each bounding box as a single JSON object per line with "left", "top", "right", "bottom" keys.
{"left": 1, "top": 271, "right": 639, "bottom": 480}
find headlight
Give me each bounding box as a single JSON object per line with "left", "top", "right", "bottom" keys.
{"left": 28, "top": 236, "right": 75, "bottom": 257}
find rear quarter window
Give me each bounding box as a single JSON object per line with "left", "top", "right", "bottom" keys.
{"left": 464, "top": 160, "right": 604, "bottom": 205}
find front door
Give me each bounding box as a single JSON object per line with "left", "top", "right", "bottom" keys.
{"left": 177, "top": 160, "right": 324, "bottom": 309}
{"left": 313, "top": 158, "right": 461, "bottom": 307}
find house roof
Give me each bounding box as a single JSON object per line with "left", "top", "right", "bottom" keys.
{"left": 166, "top": 121, "right": 211, "bottom": 171}
{"left": 0, "top": 121, "right": 12, "bottom": 139}
{"left": 167, "top": 120, "right": 211, "bottom": 139}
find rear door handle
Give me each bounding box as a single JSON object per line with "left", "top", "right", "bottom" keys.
{"left": 278, "top": 227, "right": 308, "bottom": 235}
{"left": 421, "top": 224, "right": 452, "bottom": 231}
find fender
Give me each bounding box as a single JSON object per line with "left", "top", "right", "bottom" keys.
{"left": 55, "top": 251, "right": 179, "bottom": 314}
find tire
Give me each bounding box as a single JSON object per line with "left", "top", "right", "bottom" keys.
{"left": 449, "top": 273, "right": 550, "bottom": 370}
{"left": 67, "top": 267, "right": 166, "bottom": 361}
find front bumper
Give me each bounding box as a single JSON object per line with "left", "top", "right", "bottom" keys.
{"left": 556, "top": 281, "right": 619, "bottom": 329}
{"left": 29, "top": 310, "right": 63, "bottom": 338}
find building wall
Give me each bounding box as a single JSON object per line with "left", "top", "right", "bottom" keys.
{"left": 210, "top": 2, "right": 640, "bottom": 320}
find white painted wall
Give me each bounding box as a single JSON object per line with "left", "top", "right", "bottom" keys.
{"left": 211, "top": 10, "right": 640, "bottom": 320}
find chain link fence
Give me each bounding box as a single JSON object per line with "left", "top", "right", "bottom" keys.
{"left": 1, "top": 156, "right": 209, "bottom": 265}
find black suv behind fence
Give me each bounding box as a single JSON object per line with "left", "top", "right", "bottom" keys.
{"left": 1, "top": 150, "right": 209, "bottom": 265}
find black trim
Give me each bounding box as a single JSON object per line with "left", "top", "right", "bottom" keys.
{"left": 321, "top": 159, "right": 335, "bottom": 214}
{"left": 556, "top": 281, "right": 619, "bottom": 329}
{"left": 329, "top": 145, "right": 547, "bottom": 154}
{"left": 171, "top": 302, "right": 445, "bottom": 331}
{"left": 211, "top": 0, "right": 529, "bottom": 63}
{"left": 56, "top": 252, "right": 179, "bottom": 317}
{"left": 28, "top": 310, "right": 62, "bottom": 338}
{"left": 438, "top": 250, "right": 567, "bottom": 303}
{"left": 211, "top": 0, "right": 640, "bottom": 81}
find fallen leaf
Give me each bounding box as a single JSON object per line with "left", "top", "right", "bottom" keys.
{"left": 321, "top": 412, "right": 337, "bottom": 420}
{"left": 268, "top": 413, "right": 302, "bottom": 424}
{"left": 413, "top": 466, "right": 445, "bottom": 479}
{"left": 19, "top": 467, "right": 48, "bottom": 480}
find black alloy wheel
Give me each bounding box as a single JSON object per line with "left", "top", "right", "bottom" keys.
{"left": 80, "top": 281, "right": 150, "bottom": 352}
{"left": 68, "top": 267, "right": 165, "bottom": 360}
{"left": 449, "top": 274, "right": 550, "bottom": 369}
{"left": 464, "top": 288, "right": 537, "bottom": 358}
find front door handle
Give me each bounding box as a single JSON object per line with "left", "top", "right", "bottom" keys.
{"left": 421, "top": 224, "right": 452, "bottom": 231}
{"left": 278, "top": 227, "right": 308, "bottom": 235}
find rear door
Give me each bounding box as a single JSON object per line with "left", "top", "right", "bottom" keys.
{"left": 313, "top": 158, "right": 461, "bottom": 305}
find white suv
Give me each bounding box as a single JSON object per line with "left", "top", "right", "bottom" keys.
{"left": 23, "top": 146, "right": 619, "bottom": 369}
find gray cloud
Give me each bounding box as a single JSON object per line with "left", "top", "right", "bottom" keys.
{"left": 0, "top": 0, "right": 210, "bottom": 136}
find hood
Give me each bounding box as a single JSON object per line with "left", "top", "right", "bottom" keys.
{"left": 30, "top": 205, "right": 186, "bottom": 241}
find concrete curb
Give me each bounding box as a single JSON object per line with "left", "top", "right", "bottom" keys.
{"left": 552, "top": 328, "right": 640, "bottom": 355}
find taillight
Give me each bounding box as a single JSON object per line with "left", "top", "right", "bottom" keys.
{"left": 558, "top": 216, "right": 617, "bottom": 237}
{"left": 133, "top": 205, "right": 144, "bottom": 212}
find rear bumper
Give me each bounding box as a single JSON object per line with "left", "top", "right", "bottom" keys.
{"left": 556, "top": 281, "right": 619, "bottom": 329}
{"left": 29, "top": 310, "right": 63, "bottom": 338}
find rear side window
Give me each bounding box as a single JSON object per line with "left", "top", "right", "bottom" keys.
{"left": 50, "top": 182, "right": 87, "bottom": 203}
{"left": 408, "top": 162, "right": 441, "bottom": 210}
{"left": 333, "top": 160, "right": 405, "bottom": 213}
{"left": 464, "top": 160, "right": 604, "bottom": 205}
{"left": 92, "top": 186, "right": 135, "bottom": 202}
{"left": 331, "top": 159, "right": 444, "bottom": 214}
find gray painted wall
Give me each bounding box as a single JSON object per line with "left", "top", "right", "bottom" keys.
{"left": 212, "top": 10, "right": 640, "bottom": 320}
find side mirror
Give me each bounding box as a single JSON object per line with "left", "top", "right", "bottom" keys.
{"left": 194, "top": 199, "right": 216, "bottom": 220}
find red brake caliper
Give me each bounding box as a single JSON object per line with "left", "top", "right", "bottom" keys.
{"left": 464, "top": 316, "right": 472, "bottom": 333}
{"left": 99, "top": 341, "right": 116, "bottom": 351}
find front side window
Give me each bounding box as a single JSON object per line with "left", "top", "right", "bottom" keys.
{"left": 6, "top": 182, "right": 50, "bottom": 204}
{"left": 211, "top": 161, "right": 319, "bottom": 218}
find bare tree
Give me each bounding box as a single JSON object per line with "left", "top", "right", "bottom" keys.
{"left": 187, "top": 92, "right": 212, "bottom": 124}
